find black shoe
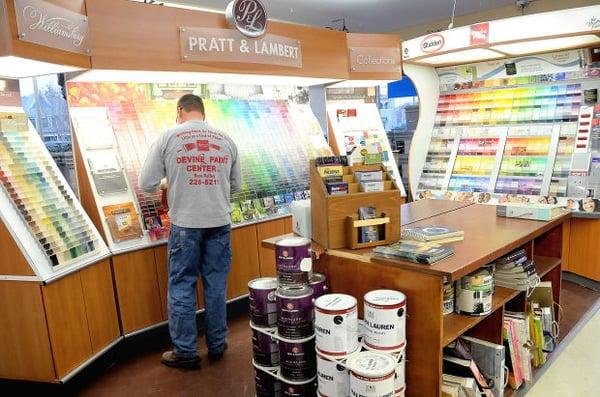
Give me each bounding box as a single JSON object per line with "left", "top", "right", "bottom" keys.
{"left": 161, "top": 351, "right": 201, "bottom": 369}
{"left": 208, "top": 342, "right": 228, "bottom": 362}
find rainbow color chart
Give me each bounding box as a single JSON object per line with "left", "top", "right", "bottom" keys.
{"left": 0, "top": 111, "right": 98, "bottom": 267}
{"left": 436, "top": 85, "right": 581, "bottom": 127}
{"left": 68, "top": 82, "right": 331, "bottom": 237}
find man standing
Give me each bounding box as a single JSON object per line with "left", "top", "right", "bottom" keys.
{"left": 139, "top": 94, "right": 241, "bottom": 369}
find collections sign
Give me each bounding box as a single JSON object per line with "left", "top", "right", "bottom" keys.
{"left": 225, "top": 0, "right": 267, "bottom": 38}
{"left": 180, "top": 27, "right": 302, "bottom": 68}
{"left": 14, "top": 0, "right": 90, "bottom": 55}
{"left": 349, "top": 47, "right": 401, "bottom": 73}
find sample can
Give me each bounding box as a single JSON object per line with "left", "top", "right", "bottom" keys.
{"left": 255, "top": 365, "right": 282, "bottom": 397}
{"left": 276, "top": 237, "right": 312, "bottom": 286}
{"left": 364, "top": 290, "right": 407, "bottom": 351}
{"left": 315, "top": 293, "right": 359, "bottom": 356}
{"left": 282, "top": 378, "right": 318, "bottom": 397}
{"left": 316, "top": 351, "right": 350, "bottom": 397}
{"left": 347, "top": 351, "right": 396, "bottom": 397}
{"left": 252, "top": 328, "right": 279, "bottom": 367}
{"left": 279, "top": 335, "right": 317, "bottom": 382}
{"left": 310, "top": 273, "right": 329, "bottom": 300}
{"left": 249, "top": 277, "right": 278, "bottom": 327}
{"left": 277, "top": 286, "right": 314, "bottom": 339}
{"left": 455, "top": 268, "right": 494, "bottom": 316}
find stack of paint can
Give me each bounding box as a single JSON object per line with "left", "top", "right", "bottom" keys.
{"left": 363, "top": 289, "right": 407, "bottom": 397}
{"left": 314, "top": 293, "right": 359, "bottom": 396}
{"left": 250, "top": 236, "right": 328, "bottom": 396}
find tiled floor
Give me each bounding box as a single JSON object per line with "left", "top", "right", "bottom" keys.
{"left": 1, "top": 279, "right": 598, "bottom": 396}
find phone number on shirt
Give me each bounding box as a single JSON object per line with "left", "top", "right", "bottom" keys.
{"left": 189, "top": 178, "right": 219, "bottom": 186}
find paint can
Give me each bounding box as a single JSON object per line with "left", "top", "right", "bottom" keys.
{"left": 279, "top": 334, "right": 317, "bottom": 382}
{"left": 282, "top": 378, "right": 318, "bottom": 396}
{"left": 316, "top": 351, "right": 350, "bottom": 397}
{"left": 314, "top": 293, "right": 359, "bottom": 356}
{"left": 276, "top": 286, "right": 314, "bottom": 339}
{"left": 395, "top": 384, "right": 406, "bottom": 397}
{"left": 455, "top": 268, "right": 494, "bottom": 316}
{"left": 310, "top": 273, "right": 329, "bottom": 300}
{"left": 252, "top": 328, "right": 279, "bottom": 368}
{"left": 364, "top": 290, "right": 407, "bottom": 351}
{"left": 249, "top": 277, "right": 278, "bottom": 328}
{"left": 365, "top": 343, "right": 406, "bottom": 395}
{"left": 255, "top": 365, "right": 282, "bottom": 397}
{"left": 276, "top": 237, "right": 312, "bottom": 286}
{"left": 443, "top": 281, "right": 455, "bottom": 315}
{"left": 347, "top": 351, "right": 396, "bottom": 397}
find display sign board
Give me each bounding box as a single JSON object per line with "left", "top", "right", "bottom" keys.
{"left": 349, "top": 47, "right": 401, "bottom": 73}
{"left": 14, "top": 0, "right": 90, "bottom": 55}
{"left": 180, "top": 27, "right": 302, "bottom": 68}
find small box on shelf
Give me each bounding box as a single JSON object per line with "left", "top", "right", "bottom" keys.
{"left": 310, "top": 160, "right": 402, "bottom": 249}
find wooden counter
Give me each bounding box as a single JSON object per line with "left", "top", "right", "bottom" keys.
{"left": 315, "top": 203, "right": 568, "bottom": 397}
{"left": 262, "top": 200, "right": 570, "bottom": 397}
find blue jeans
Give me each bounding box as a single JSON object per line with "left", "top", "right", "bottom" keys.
{"left": 167, "top": 223, "right": 232, "bottom": 358}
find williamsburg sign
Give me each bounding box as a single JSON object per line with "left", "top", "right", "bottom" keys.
{"left": 180, "top": 0, "right": 303, "bottom": 68}
{"left": 14, "top": 0, "right": 90, "bottom": 55}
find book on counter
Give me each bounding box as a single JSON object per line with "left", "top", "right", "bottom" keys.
{"left": 401, "top": 225, "right": 464, "bottom": 242}
{"left": 373, "top": 240, "right": 455, "bottom": 264}
{"left": 496, "top": 203, "right": 566, "bottom": 221}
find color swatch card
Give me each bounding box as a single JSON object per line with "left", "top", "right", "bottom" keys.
{"left": 68, "top": 82, "right": 332, "bottom": 245}
{"left": 0, "top": 109, "right": 105, "bottom": 271}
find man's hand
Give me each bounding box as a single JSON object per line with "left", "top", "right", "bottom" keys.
{"left": 160, "top": 178, "right": 168, "bottom": 191}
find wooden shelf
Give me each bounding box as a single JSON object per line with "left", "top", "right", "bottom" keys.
{"left": 443, "top": 286, "right": 520, "bottom": 346}
{"left": 533, "top": 256, "right": 561, "bottom": 278}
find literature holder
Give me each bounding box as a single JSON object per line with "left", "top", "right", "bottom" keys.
{"left": 345, "top": 212, "right": 392, "bottom": 249}
{"left": 310, "top": 160, "right": 402, "bottom": 250}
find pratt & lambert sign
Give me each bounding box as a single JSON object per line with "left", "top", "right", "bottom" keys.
{"left": 180, "top": 0, "right": 302, "bottom": 68}
{"left": 14, "top": 0, "right": 90, "bottom": 55}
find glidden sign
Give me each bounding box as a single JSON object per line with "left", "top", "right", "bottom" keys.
{"left": 420, "top": 33, "right": 445, "bottom": 54}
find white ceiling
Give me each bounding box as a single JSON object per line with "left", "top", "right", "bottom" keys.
{"left": 165, "top": 0, "right": 518, "bottom": 33}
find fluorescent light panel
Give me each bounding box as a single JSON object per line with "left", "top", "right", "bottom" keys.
{"left": 491, "top": 35, "right": 600, "bottom": 56}
{"left": 419, "top": 48, "right": 504, "bottom": 66}
{"left": 0, "top": 56, "right": 83, "bottom": 79}
{"left": 69, "top": 69, "right": 340, "bottom": 87}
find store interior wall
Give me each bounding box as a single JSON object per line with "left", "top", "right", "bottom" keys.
{"left": 393, "top": 0, "right": 599, "bottom": 39}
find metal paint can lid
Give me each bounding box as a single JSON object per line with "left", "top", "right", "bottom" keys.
{"left": 364, "top": 289, "right": 406, "bottom": 309}
{"left": 276, "top": 285, "right": 314, "bottom": 300}
{"left": 346, "top": 351, "right": 396, "bottom": 378}
{"left": 276, "top": 236, "right": 311, "bottom": 248}
{"left": 248, "top": 277, "right": 278, "bottom": 290}
{"left": 315, "top": 293, "right": 356, "bottom": 313}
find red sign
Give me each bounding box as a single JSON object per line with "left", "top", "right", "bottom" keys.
{"left": 470, "top": 23, "right": 489, "bottom": 46}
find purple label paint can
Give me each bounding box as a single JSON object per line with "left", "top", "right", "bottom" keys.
{"left": 276, "top": 237, "right": 312, "bottom": 286}
{"left": 279, "top": 335, "right": 317, "bottom": 382}
{"left": 252, "top": 329, "right": 280, "bottom": 367}
{"left": 282, "top": 379, "right": 318, "bottom": 397}
{"left": 255, "top": 365, "right": 282, "bottom": 397}
{"left": 249, "top": 277, "right": 278, "bottom": 328}
{"left": 310, "top": 273, "right": 328, "bottom": 300}
{"left": 276, "top": 286, "right": 314, "bottom": 339}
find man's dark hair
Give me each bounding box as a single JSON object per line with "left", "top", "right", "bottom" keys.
{"left": 177, "top": 94, "right": 205, "bottom": 115}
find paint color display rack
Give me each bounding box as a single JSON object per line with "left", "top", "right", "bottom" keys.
{"left": 250, "top": 321, "right": 317, "bottom": 386}
{"left": 68, "top": 82, "right": 332, "bottom": 253}
{"left": 0, "top": 107, "right": 110, "bottom": 281}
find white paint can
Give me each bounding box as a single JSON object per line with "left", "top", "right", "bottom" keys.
{"left": 347, "top": 351, "right": 396, "bottom": 397}
{"left": 455, "top": 268, "right": 493, "bottom": 316}
{"left": 395, "top": 384, "right": 405, "bottom": 397}
{"left": 364, "top": 343, "right": 406, "bottom": 395}
{"left": 315, "top": 293, "right": 359, "bottom": 356}
{"left": 316, "top": 351, "right": 350, "bottom": 397}
{"left": 364, "top": 290, "right": 407, "bottom": 351}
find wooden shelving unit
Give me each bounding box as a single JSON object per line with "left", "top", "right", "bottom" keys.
{"left": 314, "top": 202, "right": 570, "bottom": 396}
